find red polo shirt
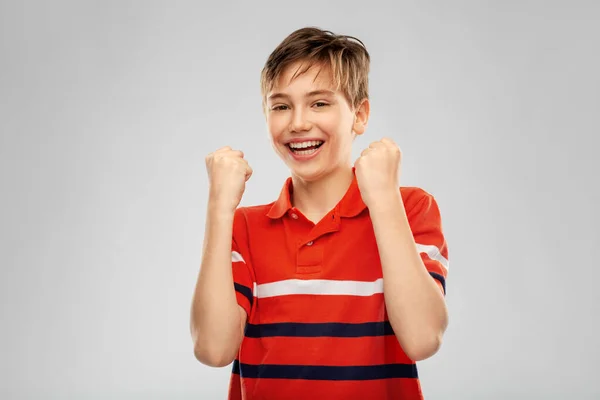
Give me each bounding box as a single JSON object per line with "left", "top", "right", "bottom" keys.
{"left": 227, "top": 170, "right": 449, "bottom": 400}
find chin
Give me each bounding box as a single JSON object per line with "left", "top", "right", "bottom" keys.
{"left": 287, "top": 164, "right": 334, "bottom": 183}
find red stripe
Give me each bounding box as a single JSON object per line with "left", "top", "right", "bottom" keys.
{"left": 238, "top": 377, "right": 423, "bottom": 400}
{"left": 252, "top": 294, "right": 386, "bottom": 324}
{"left": 240, "top": 335, "right": 413, "bottom": 365}
{"left": 227, "top": 373, "right": 242, "bottom": 400}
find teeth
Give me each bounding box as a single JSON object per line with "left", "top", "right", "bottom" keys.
{"left": 289, "top": 140, "right": 323, "bottom": 149}
{"left": 293, "top": 148, "right": 319, "bottom": 156}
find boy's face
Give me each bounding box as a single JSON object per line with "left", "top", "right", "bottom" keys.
{"left": 265, "top": 61, "right": 369, "bottom": 182}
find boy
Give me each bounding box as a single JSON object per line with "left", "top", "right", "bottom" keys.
{"left": 190, "top": 27, "right": 449, "bottom": 400}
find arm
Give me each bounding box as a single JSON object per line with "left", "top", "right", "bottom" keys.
{"left": 190, "top": 203, "right": 247, "bottom": 367}
{"left": 370, "top": 190, "right": 449, "bottom": 361}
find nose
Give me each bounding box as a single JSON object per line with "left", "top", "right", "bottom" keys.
{"left": 289, "top": 108, "right": 311, "bottom": 133}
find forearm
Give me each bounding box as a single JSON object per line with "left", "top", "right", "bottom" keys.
{"left": 370, "top": 191, "right": 448, "bottom": 361}
{"left": 190, "top": 203, "right": 242, "bottom": 366}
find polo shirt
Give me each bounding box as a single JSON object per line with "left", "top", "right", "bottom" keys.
{"left": 227, "top": 169, "right": 449, "bottom": 400}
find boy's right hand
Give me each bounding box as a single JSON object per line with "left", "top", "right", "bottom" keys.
{"left": 205, "top": 146, "right": 253, "bottom": 213}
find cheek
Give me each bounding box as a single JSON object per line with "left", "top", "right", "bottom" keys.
{"left": 267, "top": 116, "right": 287, "bottom": 140}
{"left": 266, "top": 127, "right": 278, "bottom": 144}
{"left": 320, "top": 113, "right": 353, "bottom": 141}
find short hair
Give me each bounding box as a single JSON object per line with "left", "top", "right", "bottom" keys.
{"left": 260, "top": 27, "right": 370, "bottom": 110}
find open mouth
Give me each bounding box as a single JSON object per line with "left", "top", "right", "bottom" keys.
{"left": 286, "top": 140, "right": 324, "bottom": 156}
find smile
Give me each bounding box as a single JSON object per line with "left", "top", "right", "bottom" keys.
{"left": 286, "top": 140, "right": 325, "bottom": 160}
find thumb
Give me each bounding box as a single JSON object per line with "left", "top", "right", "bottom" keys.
{"left": 245, "top": 165, "right": 253, "bottom": 182}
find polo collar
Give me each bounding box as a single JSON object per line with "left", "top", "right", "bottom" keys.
{"left": 266, "top": 167, "right": 367, "bottom": 219}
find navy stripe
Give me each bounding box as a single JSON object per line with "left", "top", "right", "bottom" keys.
{"left": 245, "top": 321, "right": 394, "bottom": 338}
{"left": 232, "top": 360, "right": 418, "bottom": 380}
{"left": 234, "top": 283, "right": 253, "bottom": 306}
{"left": 428, "top": 272, "right": 446, "bottom": 294}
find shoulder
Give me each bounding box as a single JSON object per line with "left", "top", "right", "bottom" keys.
{"left": 400, "top": 185, "right": 436, "bottom": 208}
{"left": 233, "top": 202, "right": 276, "bottom": 226}
{"left": 235, "top": 202, "right": 275, "bottom": 217}
{"left": 399, "top": 185, "right": 446, "bottom": 230}
{"left": 231, "top": 203, "right": 274, "bottom": 245}
{"left": 399, "top": 185, "right": 445, "bottom": 220}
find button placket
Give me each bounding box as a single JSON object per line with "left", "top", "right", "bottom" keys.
{"left": 296, "top": 236, "right": 322, "bottom": 274}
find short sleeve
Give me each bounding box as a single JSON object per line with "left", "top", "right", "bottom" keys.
{"left": 408, "top": 190, "right": 449, "bottom": 295}
{"left": 232, "top": 208, "right": 255, "bottom": 316}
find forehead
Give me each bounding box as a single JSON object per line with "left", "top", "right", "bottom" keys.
{"left": 271, "top": 61, "right": 335, "bottom": 93}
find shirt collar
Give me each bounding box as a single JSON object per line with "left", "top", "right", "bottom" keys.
{"left": 266, "top": 167, "right": 367, "bottom": 219}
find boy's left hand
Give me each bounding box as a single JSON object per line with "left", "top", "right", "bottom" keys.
{"left": 355, "top": 137, "right": 402, "bottom": 208}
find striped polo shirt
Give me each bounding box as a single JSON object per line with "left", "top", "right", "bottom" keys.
{"left": 227, "top": 170, "right": 449, "bottom": 400}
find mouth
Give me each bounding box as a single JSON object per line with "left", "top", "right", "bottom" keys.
{"left": 286, "top": 140, "right": 325, "bottom": 156}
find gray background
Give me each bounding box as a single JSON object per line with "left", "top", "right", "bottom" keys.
{"left": 1, "top": 0, "right": 599, "bottom": 399}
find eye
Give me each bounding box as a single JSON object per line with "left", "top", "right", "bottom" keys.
{"left": 272, "top": 105, "right": 289, "bottom": 111}
{"left": 313, "top": 102, "right": 329, "bottom": 108}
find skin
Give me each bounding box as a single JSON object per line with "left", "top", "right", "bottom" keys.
{"left": 264, "top": 61, "right": 370, "bottom": 223}
{"left": 190, "top": 146, "right": 252, "bottom": 367}
{"left": 190, "top": 60, "right": 448, "bottom": 367}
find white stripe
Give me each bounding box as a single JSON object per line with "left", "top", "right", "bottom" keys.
{"left": 416, "top": 243, "right": 449, "bottom": 270}
{"left": 254, "top": 278, "right": 384, "bottom": 299}
{"left": 231, "top": 251, "right": 245, "bottom": 263}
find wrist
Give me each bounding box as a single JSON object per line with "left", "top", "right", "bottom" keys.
{"left": 207, "top": 199, "right": 236, "bottom": 221}
{"left": 367, "top": 189, "right": 403, "bottom": 212}
{"left": 368, "top": 191, "right": 404, "bottom": 219}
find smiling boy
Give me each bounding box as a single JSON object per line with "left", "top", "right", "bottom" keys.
{"left": 191, "top": 27, "right": 449, "bottom": 400}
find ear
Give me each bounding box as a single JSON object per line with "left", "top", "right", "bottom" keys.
{"left": 353, "top": 98, "right": 370, "bottom": 136}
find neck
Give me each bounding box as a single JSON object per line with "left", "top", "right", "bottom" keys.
{"left": 290, "top": 164, "right": 354, "bottom": 221}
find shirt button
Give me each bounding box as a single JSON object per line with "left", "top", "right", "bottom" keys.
{"left": 306, "top": 241, "right": 313, "bottom": 246}
{"left": 291, "top": 213, "right": 298, "bottom": 219}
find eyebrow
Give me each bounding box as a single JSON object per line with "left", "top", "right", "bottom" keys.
{"left": 267, "top": 89, "right": 336, "bottom": 101}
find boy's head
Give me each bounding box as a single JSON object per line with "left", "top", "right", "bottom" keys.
{"left": 260, "top": 27, "right": 371, "bottom": 182}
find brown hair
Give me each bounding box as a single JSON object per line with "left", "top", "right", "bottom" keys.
{"left": 260, "top": 27, "right": 370, "bottom": 110}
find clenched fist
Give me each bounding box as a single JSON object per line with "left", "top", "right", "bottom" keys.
{"left": 205, "top": 146, "right": 253, "bottom": 213}
{"left": 355, "top": 137, "right": 402, "bottom": 208}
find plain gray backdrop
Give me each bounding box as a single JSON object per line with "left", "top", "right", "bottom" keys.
{"left": 1, "top": 0, "right": 599, "bottom": 399}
